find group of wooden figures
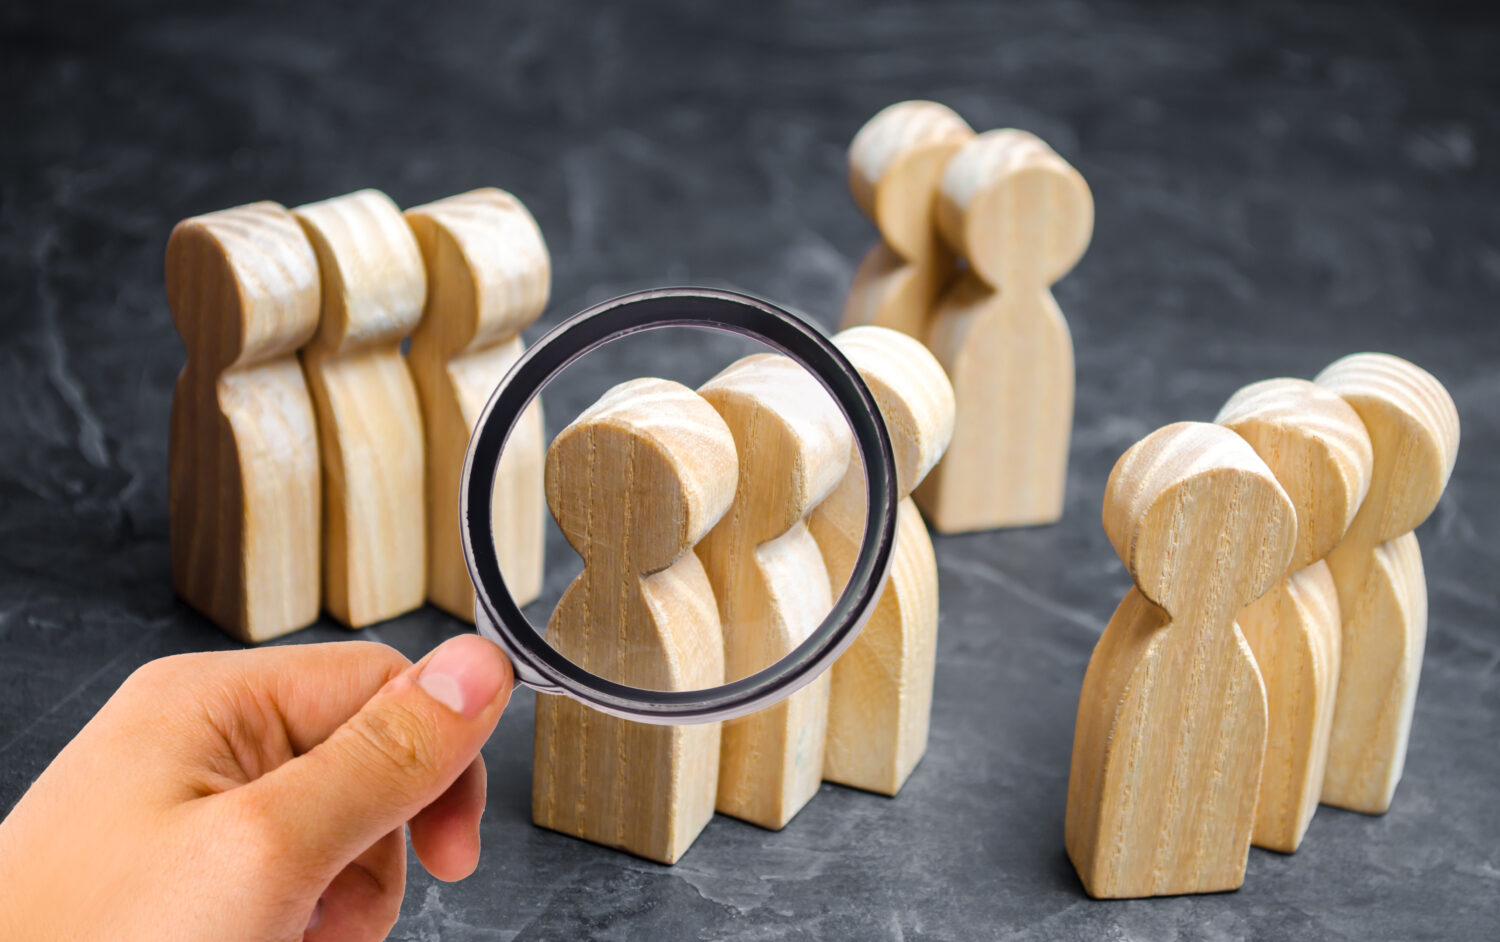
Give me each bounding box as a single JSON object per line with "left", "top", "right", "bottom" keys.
{"left": 526, "top": 91, "right": 1100, "bottom": 860}
{"left": 1066, "top": 354, "right": 1460, "bottom": 898}
{"left": 164, "top": 180, "right": 965, "bottom": 864}
{"left": 536, "top": 325, "right": 956, "bottom": 863}
{"left": 165, "top": 100, "right": 1462, "bottom": 887}
{"left": 166, "top": 187, "right": 550, "bottom": 642}
{"left": 842, "top": 99, "right": 1094, "bottom": 533}
{"left": 839, "top": 100, "right": 1465, "bottom": 898}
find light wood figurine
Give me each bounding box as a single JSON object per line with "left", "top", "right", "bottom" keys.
{"left": 916, "top": 129, "right": 1093, "bottom": 532}
{"left": 697, "top": 354, "right": 851, "bottom": 829}
{"left": 293, "top": 189, "right": 428, "bottom": 628}
{"left": 166, "top": 201, "right": 322, "bottom": 643}
{"left": 406, "top": 188, "right": 549, "bottom": 620}
{"left": 532, "top": 378, "right": 737, "bottom": 864}
{"left": 1216, "top": 379, "right": 1374, "bottom": 853}
{"left": 841, "top": 100, "right": 974, "bottom": 339}
{"left": 808, "top": 326, "right": 955, "bottom": 795}
{"left": 1315, "top": 353, "right": 1460, "bottom": 814}
{"left": 1065, "top": 422, "right": 1296, "bottom": 898}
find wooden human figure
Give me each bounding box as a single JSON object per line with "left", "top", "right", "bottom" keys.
{"left": 915, "top": 129, "right": 1093, "bottom": 532}
{"left": 697, "top": 355, "right": 851, "bottom": 829}
{"left": 1216, "top": 379, "right": 1374, "bottom": 853}
{"left": 406, "top": 188, "right": 549, "bottom": 620}
{"left": 166, "top": 201, "right": 322, "bottom": 643}
{"left": 1066, "top": 422, "right": 1296, "bottom": 899}
{"left": 293, "top": 189, "right": 428, "bottom": 628}
{"left": 1315, "top": 353, "right": 1460, "bottom": 814}
{"left": 807, "top": 326, "right": 955, "bottom": 795}
{"left": 841, "top": 100, "right": 974, "bottom": 339}
{"left": 532, "top": 378, "right": 737, "bottom": 864}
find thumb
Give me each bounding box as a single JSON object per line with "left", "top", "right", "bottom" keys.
{"left": 242, "top": 634, "right": 513, "bottom": 870}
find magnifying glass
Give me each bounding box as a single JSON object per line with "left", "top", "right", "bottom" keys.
{"left": 461, "top": 287, "right": 897, "bottom": 726}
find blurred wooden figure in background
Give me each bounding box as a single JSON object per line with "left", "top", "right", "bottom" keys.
{"left": 294, "top": 189, "right": 427, "bottom": 628}
{"left": 1216, "top": 379, "right": 1373, "bottom": 852}
{"left": 916, "top": 129, "right": 1092, "bottom": 532}
{"left": 842, "top": 100, "right": 974, "bottom": 340}
{"left": 166, "top": 201, "right": 323, "bottom": 642}
{"left": 1315, "top": 353, "right": 1459, "bottom": 814}
{"left": 406, "top": 188, "right": 549, "bottom": 620}
{"left": 808, "top": 326, "right": 955, "bottom": 796}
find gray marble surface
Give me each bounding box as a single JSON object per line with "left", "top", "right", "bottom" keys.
{"left": 3, "top": 1, "right": 1498, "bottom": 938}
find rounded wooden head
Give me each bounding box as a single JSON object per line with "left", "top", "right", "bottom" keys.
{"left": 1216, "top": 377, "right": 1374, "bottom": 569}
{"left": 165, "top": 201, "right": 320, "bottom": 372}
{"left": 848, "top": 100, "right": 974, "bottom": 261}
{"left": 1315, "top": 353, "right": 1460, "bottom": 541}
{"left": 293, "top": 188, "right": 427, "bottom": 354}
{"left": 405, "top": 187, "right": 550, "bottom": 355}
{"left": 699, "top": 353, "right": 853, "bottom": 541}
{"left": 835, "top": 326, "right": 955, "bottom": 498}
{"left": 1103, "top": 422, "right": 1296, "bottom": 621}
{"left": 545, "top": 378, "right": 737, "bottom": 574}
{"left": 936, "top": 129, "right": 1093, "bottom": 288}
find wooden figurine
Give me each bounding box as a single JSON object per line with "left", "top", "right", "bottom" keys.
{"left": 532, "top": 378, "right": 737, "bottom": 864}
{"left": 841, "top": 100, "right": 974, "bottom": 339}
{"left": 697, "top": 354, "right": 851, "bottom": 829}
{"left": 1216, "top": 379, "right": 1374, "bottom": 853}
{"left": 807, "top": 326, "right": 955, "bottom": 795}
{"left": 293, "top": 189, "right": 429, "bottom": 628}
{"left": 1066, "top": 422, "right": 1296, "bottom": 898}
{"left": 166, "top": 201, "right": 322, "bottom": 643}
{"left": 915, "top": 129, "right": 1093, "bottom": 532}
{"left": 406, "top": 188, "right": 549, "bottom": 620}
{"left": 1315, "top": 353, "right": 1460, "bottom": 814}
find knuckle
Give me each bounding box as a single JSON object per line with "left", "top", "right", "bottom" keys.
{"left": 344, "top": 639, "right": 411, "bottom": 672}
{"left": 344, "top": 703, "right": 441, "bottom": 777}
{"left": 120, "top": 652, "right": 201, "bottom": 696}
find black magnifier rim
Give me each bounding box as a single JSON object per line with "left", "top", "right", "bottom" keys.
{"left": 460, "top": 286, "right": 898, "bottom": 724}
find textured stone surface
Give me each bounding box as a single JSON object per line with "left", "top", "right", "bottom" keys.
{"left": 2, "top": 1, "right": 1498, "bottom": 938}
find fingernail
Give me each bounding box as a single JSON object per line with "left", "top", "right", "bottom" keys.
{"left": 418, "top": 635, "right": 508, "bottom": 719}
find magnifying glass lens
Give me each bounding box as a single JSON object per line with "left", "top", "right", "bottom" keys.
{"left": 464, "top": 288, "right": 897, "bottom": 725}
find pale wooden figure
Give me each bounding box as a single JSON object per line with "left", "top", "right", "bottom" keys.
{"left": 406, "top": 188, "right": 549, "bottom": 620}
{"left": 697, "top": 355, "right": 851, "bottom": 829}
{"left": 915, "top": 129, "right": 1093, "bottom": 532}
{"left": 1315, "top": 353, "right": 1460, "bottom": 814}
{"left": 807, "top": 327, "right": 955, "bottom": 795}
{"left": 293, "top": 189, "right": 428, "bottom": 628}
{"left": 1065, "top": 422, "right": 1296, "bottom": 898}
{"left": 841, "top": 100, "right": 974, "bottom": 339}
{"left": 1216, "top": 378, "right": 1374, "bottom": 853}
{"left": 166, "top": 202, "right": 322, "bottom": 643}
{"left": 532, "top": 379, "right": 737, "bottom": 864}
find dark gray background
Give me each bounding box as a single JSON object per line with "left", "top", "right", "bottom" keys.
{"left": 3, "top": 1, "right": 1497, "bottom": 938}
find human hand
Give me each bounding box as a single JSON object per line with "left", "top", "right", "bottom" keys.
{"left": 0, "top": 634, "right": 514, "bottom": 942}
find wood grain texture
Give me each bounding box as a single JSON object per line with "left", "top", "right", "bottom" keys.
{"left": 842, "top": 100, "right": 974, "bottom": 339}
{"left": 166, "top": 201, "right": 323, "bottom": 642}
{"left": 532, "top": 378, "right": 737, "bottom": 864}
{"left": 916, "top": 128, "right": 1093, "bottom": 532}
{"left": 1315, "top": 353, "right": 1460, "bottom": 814}
{"left": 1216, "top": 377, "right": 1373, "bottom": 852}
{"left": 1066, "top": 422, "right": 1295, "bottom": 898}
{"left": 808, "top": 326, "right": 955, "bottom": 795}
{"left": 294, "top": 189, "right": 428, "bottom": 628}
{"left": 406, "top": 188, "right": 549, "bottom": 620}
{"left": 696, "top": 354, "right": 851, "bottom": 829}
